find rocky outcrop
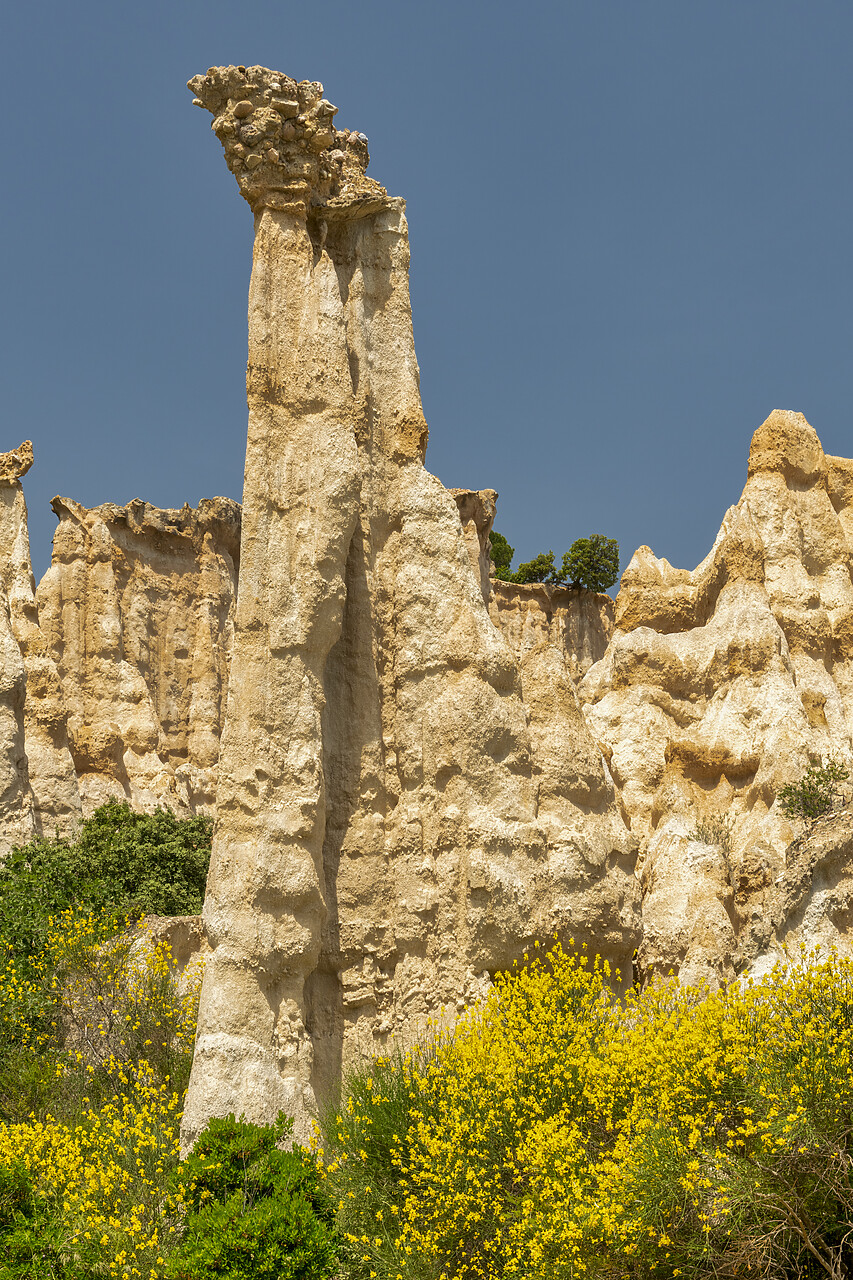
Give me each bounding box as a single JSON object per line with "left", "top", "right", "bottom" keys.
{"left": 580, "top": 410, "right": 853, "bottom": 982}
{"left": 0, "top": 442, "right": 79, "bottom": 850}
{"left": 37, "top": 497, "right": 240, "bottom": 817}
{"left": 450, "top": 489, "right": 497, "bottom": 602}
{"left": 181, "top": 64, "right": 639, "bottom": 1147}
{"left": 491, "top": 580, "right": 614, "bottom": 683}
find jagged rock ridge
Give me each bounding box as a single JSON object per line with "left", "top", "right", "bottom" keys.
{"left": 581, "top": 410, "right": 853, "bottom": 984}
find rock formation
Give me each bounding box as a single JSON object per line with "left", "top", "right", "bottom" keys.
{"left": 3, "top": 67, "right": 852, "bottom": 1155}
{"left": 0, "top": 441, "right": 79, "bottom": 851}
{"left": 180, "top": 65, "right": 638, "bottom": 1146}
{"left": 580, "top": 410, "right": 853, "bottom": 983}
{"left": 491, "top": 580, "right": 614, "bottom": 684}
{"left": 37, "top": 496, "right": 240, "bottom": 817}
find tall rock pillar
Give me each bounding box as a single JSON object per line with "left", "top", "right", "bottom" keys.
{"left": 182, "top": 65, "right": 638, "bottom": 1147}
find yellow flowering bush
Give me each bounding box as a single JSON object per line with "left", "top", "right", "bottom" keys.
{"left": 0, "top": 1062, "right": 186, "bottom": 1277}
{"left": 0, "top": 909, "right": 203, "bottom": 1279}
{"left": 324, "top": 943, "right": 853, "bottom": 1280}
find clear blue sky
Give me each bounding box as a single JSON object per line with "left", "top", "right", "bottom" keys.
{"left": 5, "top": 0, "right": 852, "bottom": 582}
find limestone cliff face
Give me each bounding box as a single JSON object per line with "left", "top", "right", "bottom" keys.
{"left": 0, "top": 442, "right": 79, "bottom": 849}
{"left": 450, "top": 489, "right": 497, "bottom": 603}
{"left": 491, "top": 580, "right": 614, "bottom": 684}
{"left": 37, "top": 497, "right": 240, "bottom": 817}
{"left": 181, "top": 65, "right": 638, "bottom": 1146}
{"left": 580, "top": 411, "right": 853, "bottom": 982}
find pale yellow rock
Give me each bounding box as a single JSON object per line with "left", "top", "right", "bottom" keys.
{"left": 36, "top": 496, "right": 240, "bottom": 816}
{"left": 491, "top": 580, "right": 614, "bottom": 683}
{"left": 0, "top": 447, "right": 79, "bottom": 850}
{"left": 580, "top": 410, "right": 853, "bottom": 981}
{"left": 450, "top": 488, "right": 497, "bottom": 602}
{"left": 181, "top": 65, "right": 639, "bottom": 1148}
{"left": 0, "top": 441, "right": 34, "bottom": 483}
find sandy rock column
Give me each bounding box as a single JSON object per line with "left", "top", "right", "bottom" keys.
{"left": 0, "top": 442, "right": 80, "bottom": 847}
{"left": 181, "top": 66, "right": 638, "bottom": 1147}
{"left": 181, "top": 68, "right": 371, "bottom": 1142}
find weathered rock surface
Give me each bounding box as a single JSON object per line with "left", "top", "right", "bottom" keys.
{"left": 491, "top": 579, "right": 614, "bottom": 684}
{"left": 450, "top": 488, "right": 497, "bottom": 602}
{"left": 580, "top": 410, "right": 853, "bottom": 982}
{"left": 0, "top": 442, "right": 79, "bottom": 850}
{"left": 181, "top": 64, "right": 639, "bottom": 1147}
{"left": 37, "top": 496, "right": 240, "bottom": 817}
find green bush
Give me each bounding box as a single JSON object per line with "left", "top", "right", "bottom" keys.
{"left": 778, "top": 757, "right": 850, "bottom": 822}
{"left": 489, "top": 530, "right": 620, "bottom": 591}
{"left": 74, "top": 799, "right": 213, "bottom": 917}
{"left": 513, "top": 550, "right": 557, "bottom": 584}
{"left": 0, "top": 801, "right": 213, "bottom": 965}
{"left": 559, "top": 533, "right": 620, "bottom": 591}
{"left": 168, "top": 1114, "right": 338, "bottom": 1280}
{"left": 488, "top": 530, "right": 515, "bottom": 581}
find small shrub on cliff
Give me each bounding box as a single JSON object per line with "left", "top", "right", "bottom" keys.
{"left": 168, "top": 1113, "right": 337, "bottom": 1280}
{"left": 513, "top": 550, "right": 557, "bottom": 584}
{"left": 559, "top": 533, "right": 620, "bottom": 591}
{"left": 488, "top": 530, "right": 515, "bottom": 581}
{"left": 778, "top": 757, "right": 850, "bottom": 822}
{"left": 490, "top": 530, "right": 620, "bottom": 590}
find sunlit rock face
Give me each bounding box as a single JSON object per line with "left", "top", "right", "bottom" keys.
{"left": 0, "top": 440, "right": 79, "bottom": 851}
{"left": 179, "top": 64, "right": 639, "bottom": 1148}
{"left": 580, "top": 411, "right": 853, "bottom": 982}
{"left": 36, "top": 496, "right": 240, "bottom": 817}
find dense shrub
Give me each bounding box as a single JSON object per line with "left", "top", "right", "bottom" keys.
{"left": 168, "top": 1113, "right": 337, "bottom": 1280}
{"left": 323, "top": 944, "right": 853, "bottom": 1279}
{"left": 560, "top": 533, "right": 620, "bottom": 592}
{"left": 0, "top": 801, "right": 212, "bottom": 971}
{"left": 778, "top": 757, "right": 850, "bottom": 822}
{"left": 488, "top": 530, "right": 515, "bottom": 581}
{"left": 513, "top": 550, "right": 557, "bottom": 584}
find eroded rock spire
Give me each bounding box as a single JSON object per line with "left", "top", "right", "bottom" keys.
{"left": 181, "top": 65, "right": 638, "bottom": 1148}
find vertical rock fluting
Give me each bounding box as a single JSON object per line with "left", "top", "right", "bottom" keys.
{"left": 37, "top": 497, "right": 240, "bottom": 816}
{"left": 0, "top": 442, "right": 80, "bottom": 848}
{"left": 181, "top": 65, "right": 638, "bottom": 1145}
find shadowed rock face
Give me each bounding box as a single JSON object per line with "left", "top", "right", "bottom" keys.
{"left": 180, "top": 64, "right": 638, "bottom": 1147}
{"left": 36, "top": 496, "right": 240, "bottom": 817}
{"left": 580, "top": 411, "right": 853, "bottom": 983}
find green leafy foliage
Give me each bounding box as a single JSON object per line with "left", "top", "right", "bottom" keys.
{"left": 559, "top": 533, "right": 620, "bottom": 591}
{"left": 513, "top": 550, "right": 557, "bottom": 584}
{"left": 0, "top": 801, "right": 213, "bottom": 967}
{"left": 487, "top": 530, "right": 515, "bottom": 581}
{"left": 168, "top": 1114, "right": 338, "bottom": 1280}
{"left": 75, "top": 800, "right": 213, "bottom": 918}
{"left": 489, "top": 530, "right": 620, "bottom": 591}
{"left": 778, "top": 757, "right": 850, "bottom": 822}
